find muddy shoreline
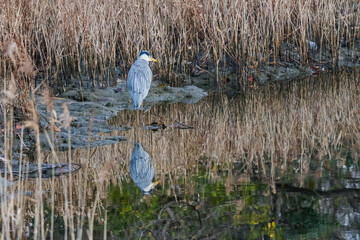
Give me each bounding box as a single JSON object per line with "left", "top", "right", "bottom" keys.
{"left": 189, "top": 41, "right": 360, "bottom": 91}
{"left": 1, "top": 79, "right": 208, "bottom": 174}
{"left": 2, "top": 41, "right": 360, "bottom": 161}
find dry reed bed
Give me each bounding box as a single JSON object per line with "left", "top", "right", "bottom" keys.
{"left": 1, "top": 0, "right": 359, "bottom": 87}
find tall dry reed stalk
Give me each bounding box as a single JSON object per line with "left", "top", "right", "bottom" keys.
{"left": 0, "top": 0, "right": 359, "bottom": 88}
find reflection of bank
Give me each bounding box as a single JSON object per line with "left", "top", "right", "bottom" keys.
{"left": 130, "top": 143, "right": 160, "bottom": 194}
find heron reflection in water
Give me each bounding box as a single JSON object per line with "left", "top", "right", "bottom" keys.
{"left": 130, "top": 143, "right": 160, "bottom": 194}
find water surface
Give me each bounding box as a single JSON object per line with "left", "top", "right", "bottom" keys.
{"left": 7, "top": 71, "right": 360, "bottom": 239}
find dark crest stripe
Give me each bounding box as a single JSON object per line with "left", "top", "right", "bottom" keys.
{"left": 139, "top": 51, "right": 150, "bottom": 57}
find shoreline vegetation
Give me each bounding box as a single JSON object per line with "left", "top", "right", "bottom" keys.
{"left": 1, "top": 0, "right": 360, "bottom": 238}
{"left": 1, "top": 1, "right": 359, "bottom": 87}
{"left": 0, "top": 0, "right": 359, "bottom": 125}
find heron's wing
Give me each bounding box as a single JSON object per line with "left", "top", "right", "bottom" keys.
{"left": 127, "top": 60, "right": 152, "bottom": 106}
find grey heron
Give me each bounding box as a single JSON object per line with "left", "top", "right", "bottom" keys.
{"left": 127, "top": 51, "right": 158, "bottom": 109}
{"left": 130, "top": 142, "right": 160, "bottom": 194}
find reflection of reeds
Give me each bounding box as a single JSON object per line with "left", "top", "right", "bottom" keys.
{"left": 2, "top": 68, "right": 360, "bottom": 238}
{"left": 111, "top": 71, "right": 360, "bottom": 178}
{"left": 1, "top": 0, "right": 359, "bottom": 86}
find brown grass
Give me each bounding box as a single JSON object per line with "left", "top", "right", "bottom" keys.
{"left": 1, "top": 0, "right": 360, "bottom": 237}
{"left": 0, "top": 0, "right": 359, "bottom": 87}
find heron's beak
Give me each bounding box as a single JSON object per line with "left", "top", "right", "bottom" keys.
{"left": 149, "top": 180, "right": 160, "bottom": 190}
{"left": 150, "top": 57, "right": 158, "bottom": 62}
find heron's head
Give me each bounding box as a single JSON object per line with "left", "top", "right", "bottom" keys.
{"left": 138, "top": 50, "right": 158, "bottom": 63}
{"left": 134, "top": 142, "right": 142, "bottom": 150}
{"left": 142, "top": 180, "right": 160, "bottom": 195}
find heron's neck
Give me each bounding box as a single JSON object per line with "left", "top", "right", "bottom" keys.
{"left": 138, "top": 55, "right": 150, "bottom": 62}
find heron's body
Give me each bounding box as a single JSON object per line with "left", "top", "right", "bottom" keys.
{"left": 127, "top": 51, "right": 157, "bottom": 109}
{"left": 130, "top": 143, "right": 159, "bottom": 193}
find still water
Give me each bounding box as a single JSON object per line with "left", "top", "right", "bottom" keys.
{"left": 14, "top": 72, "right": 360, "bottom": 239}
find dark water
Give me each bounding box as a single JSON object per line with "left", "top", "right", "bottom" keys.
{"left": 103, "top": 146, "right": 359, "bottom": 240}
